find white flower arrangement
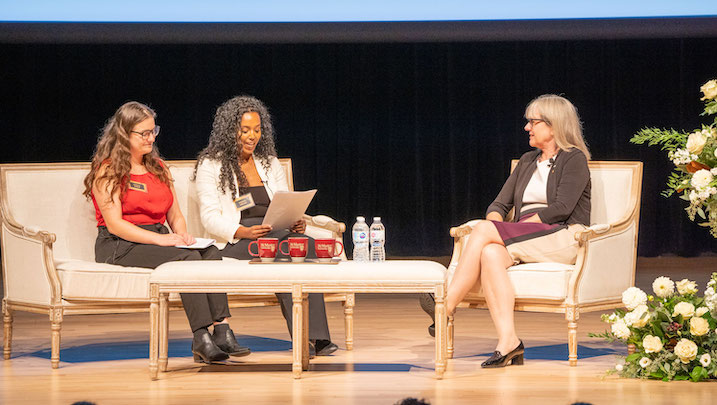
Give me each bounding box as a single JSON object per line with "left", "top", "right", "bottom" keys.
{"left": 591, "top": 273, "right": 717, "bottom": 382}
{"left": 631, "top": 78, "right": 717, "bottom": 237}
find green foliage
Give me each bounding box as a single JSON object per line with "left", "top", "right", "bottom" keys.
{"left": 630, "top": 127, "right": 687, "bottom": 151}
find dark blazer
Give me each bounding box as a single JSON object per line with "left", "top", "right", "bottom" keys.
{"left": 486, "top": 148, "right": 591, "bottom": 226}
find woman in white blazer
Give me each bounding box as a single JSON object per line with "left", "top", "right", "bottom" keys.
{"left": 193, "top": 95, "right": 337, "bottom": 356}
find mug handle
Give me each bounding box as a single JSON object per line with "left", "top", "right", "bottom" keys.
{"left": 248, "top": 241, "right": 260, "bottom": 257}
{"left": 279, "top": 240, "right": 290, "bottom": 256}
{"left": 333, "top": 240, "right": 344, "bottom": 257}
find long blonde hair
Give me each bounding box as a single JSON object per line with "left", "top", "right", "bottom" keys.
{"left": 83, "top": 101, "right": 170, "bottom": 200}
{"left": 525, "top": 94, "right": 591, "bottom": 160}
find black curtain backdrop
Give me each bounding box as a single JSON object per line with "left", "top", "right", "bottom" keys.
{"left": 1, "top": 39, "right": 716, "bottom": 257}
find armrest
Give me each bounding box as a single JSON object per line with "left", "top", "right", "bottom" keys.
{"left": 303, "top": 214, "right": 346, "bottom": 235}
{"left": 1, "top": 222, "right": 61, "bottom": 306}
{"left": 573, "top": 223, "right": 611, "bottom": 243}
{"left": 449, "top": 219, "right": 480, "bottom": 238}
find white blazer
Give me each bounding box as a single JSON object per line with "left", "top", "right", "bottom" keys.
{"left": 194, "top": 156, "right": 289, "bottom": 248}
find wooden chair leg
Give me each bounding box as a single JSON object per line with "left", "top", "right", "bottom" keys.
{"left": 49, "top": 308, "right": 63, "bottom": 369}
{"left": 434, "top": 284, "right": 447, "bottom": 379}
{"left": 2, "top": 300, "right": 12, "bottom": 360}
{"left": 302, "top": 294, "right": 309, "bottom": 371}
{"left": 343, "top": 293, "right": 355, "bottom": 351}
{"left": 447, "top": 314, "right": 454, "bottom": 360}
{"left": 159, "top": 293, "right": 169, "bottom": 372}
{"left": 566, "top": 305, "right": 579, "bottom": 366}
{"left": 149, "top": 285, "right": 160, "bottom": 380}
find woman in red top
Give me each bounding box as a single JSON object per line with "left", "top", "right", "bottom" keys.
{"left": 83, "top": 101, "right": 248, "bottom": 364}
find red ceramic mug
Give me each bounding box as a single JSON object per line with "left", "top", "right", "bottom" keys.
{"left": 314, "top": 238, "right": 344, "bottom": 262}
{"left": 279, "top": 237, "right": 309, "bottom": 262}
{"left": 248, "top": 237, "right": 279, "bottom": 262}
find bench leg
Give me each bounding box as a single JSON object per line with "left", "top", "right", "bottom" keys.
{"left": 566, "top": 304, "right": 579, "bottom": 366}
{"left": 292, "top": 285, "right": 305, "bottom": 379}
{"left": 149, "top": 285, "right": 160, "bottom": 380}
{"left": 302, "top": 294, "right": 309, "bottom": 371}
{"left": 159, "top": 293, "right": 169, "bottom": 372}
{"left": 447, "top": 314, "right": 454, "bottom": 359}
{"left": 343, "top": 293, "right": 355, "bottom": 351}
{"left": 50, "top": 308, "right": 63, "bottom": 369}
{"left": 434, "top": 284, "right": 447, "bottom": 379}
{"left": 3, "top": 300, "right": 12, "bottom": 360}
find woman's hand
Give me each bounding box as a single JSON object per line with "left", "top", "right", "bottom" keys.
{"left": 290, "top": 219, "right": 306, "bottom": 234}
{"left": 235, "top": 224, "right": 273, "bottom": 240}
{"left": 176, "top": 232, "right": 196, "bottom": 246}
{"left": 155, "top": 233, "right": 187, "bottom": 247}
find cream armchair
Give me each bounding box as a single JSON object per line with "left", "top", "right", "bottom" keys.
{"left": 1, "top": 159, "right": 351, "bottom": 368}
{"left": 446, "top": 161, "right": 643, "bottom": 365}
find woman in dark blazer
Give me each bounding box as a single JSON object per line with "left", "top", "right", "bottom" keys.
{"left": 446, "top": 94, "right": 591, "bottom": 368}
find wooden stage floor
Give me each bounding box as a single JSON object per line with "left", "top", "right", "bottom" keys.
{"left": 1, "top": 256, "right": 716, "bottom": 404}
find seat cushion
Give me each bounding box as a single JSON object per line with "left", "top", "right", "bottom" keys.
{"left": 56, "top": 259, "right": 152, "bottom": 301}
{"left": 463, "top": 262, "right": 575, "bottom": 301}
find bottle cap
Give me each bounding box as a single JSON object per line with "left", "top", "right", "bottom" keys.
{"left": 356, "top": 216, "right": 365, "bottom": 221}
{"left": 373, "top": 217, "right": 381, "bottom": 221}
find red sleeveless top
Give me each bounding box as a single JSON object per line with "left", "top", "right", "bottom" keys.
{"left": 92, "top": 171, "right": 174, "bottom": 227}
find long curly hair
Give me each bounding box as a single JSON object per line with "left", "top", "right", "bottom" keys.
{"left": 83, "top": 101, "right": 170, "bottom": 201}
{"left": 194, "top": 95, "right": 277, "bottom": 199}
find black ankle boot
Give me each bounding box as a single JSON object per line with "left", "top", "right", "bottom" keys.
{"left": 212, "top": 325, "right": 251, "bottom": 357}
{"left": 192, "top": 329, "right": 229, "bottom": 364}
{"left": 481, "top": 340, "right": 525, "bottom": 368}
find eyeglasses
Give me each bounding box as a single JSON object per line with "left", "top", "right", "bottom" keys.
{"left": 131, "top": 126, "right": 160, "bottom": 140}
{"left": 526, "top": 118, "right": 548, "bottom": 128}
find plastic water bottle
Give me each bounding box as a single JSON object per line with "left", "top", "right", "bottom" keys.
{"left": 369, "top": 217, "right": 386, "bottom": 262}
{"left": 352, "top": 216, "right": 370, "bottom": 262}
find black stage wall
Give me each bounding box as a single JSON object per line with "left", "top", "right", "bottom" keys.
{"left": 1, "top": 39, "right": 717, "bottom": 257}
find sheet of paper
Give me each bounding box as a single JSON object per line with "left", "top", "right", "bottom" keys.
{"left": 262, "top": 190, "right": 317, "bottom": 231}
{"left": 176, "top": 238, "right": 215, "bottom": 249}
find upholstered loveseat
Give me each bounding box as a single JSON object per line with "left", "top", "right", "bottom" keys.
{"left": 0, "top": 159, "right": 350, "bottom": 368}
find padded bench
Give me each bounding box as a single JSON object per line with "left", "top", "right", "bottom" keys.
{"left": 0, "top": 160, "right": 351, "bottom": 368}
{"left": 149, "top": 259, "right": 448, "bottom": 379}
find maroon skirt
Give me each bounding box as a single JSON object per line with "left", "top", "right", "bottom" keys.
{"left": 490, "top": 213, "right": 567, "bottom": 247}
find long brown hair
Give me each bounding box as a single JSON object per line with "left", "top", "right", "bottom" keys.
{"left": 83, "top": 101, "right": 170, "bottom": 200}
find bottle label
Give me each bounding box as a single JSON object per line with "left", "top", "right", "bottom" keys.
{"left": 370, "top": 230, "right": 385, "bottom": 243}
{"left": 353, "top": 231, "right": 368, "bottom": 242}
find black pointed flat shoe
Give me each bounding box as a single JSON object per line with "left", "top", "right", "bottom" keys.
{"left": 481, "top": 340, "right": 525, "bottom": 368}
{"left": 419, "top": 293, "right": 436, "bottom": 337}
{"left": 212, "top": 327, "right": 251, "bottom": 357}
{"left": 192, "top": 330, "right": 229, "bottom": 364}
{"left": 314, "top": 340, "right": 338, "bottom": 356}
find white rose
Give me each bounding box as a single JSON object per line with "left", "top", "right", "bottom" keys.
{"left": 691, "top": 169, "right": 714, "bottom": 190}
{"left": 615, "top": 363, "right": 624, "bottom": 371}
{"left": 639, "top": 357, "right": 652, "bottom": 368}
{"left": 652, "top": 276, "right": 675, "bottom": 299}
{"left": 690, "top": 317, "right": 710, "bottom": 336}
{"left": 686, "top": 131, "right": 708, "bottom": 154}
{"left": 700, "top": 353, "right": 712, "bottom": 368}
{"left": 624, "top": 304, "right": 650, "bottom": 328}
{"left": 673, "top": 301, "right": 696, "bottom": 319}
{"left": 674, "top": 339, "right": 698, "bottom": 364}
{"left": 676, "top": 279, "right": 698, "bottom": 295}
{"left": 643, "top": 335, "right": 664, "bottom": 353}
{"left": 701, "top": 127, "right": 717, "bottom": 139}
{"left": 701, "top": 79, "right": 717, "bottom": 101}
{"left": 611, "top": 319, "right": 631, "bottom": 339}
{"left": 696, "top": 307, "right": 709, "bottom": 317}
{"left": 622, "top": 287, "right": 647, "bottom": 310}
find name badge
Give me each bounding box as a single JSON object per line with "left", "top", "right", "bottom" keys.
{"left": 234, "top": 193, "right": 255, "bottom": 211}
{"left": 128, "top": 181, "right": 147, "bottom": 192}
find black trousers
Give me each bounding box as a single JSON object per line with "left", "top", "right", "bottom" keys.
{"left": 220, "top": 223, "right": 331, "bottom": 341}
{"left": 95, "top": 224, "right": 231, "bottom": 332}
